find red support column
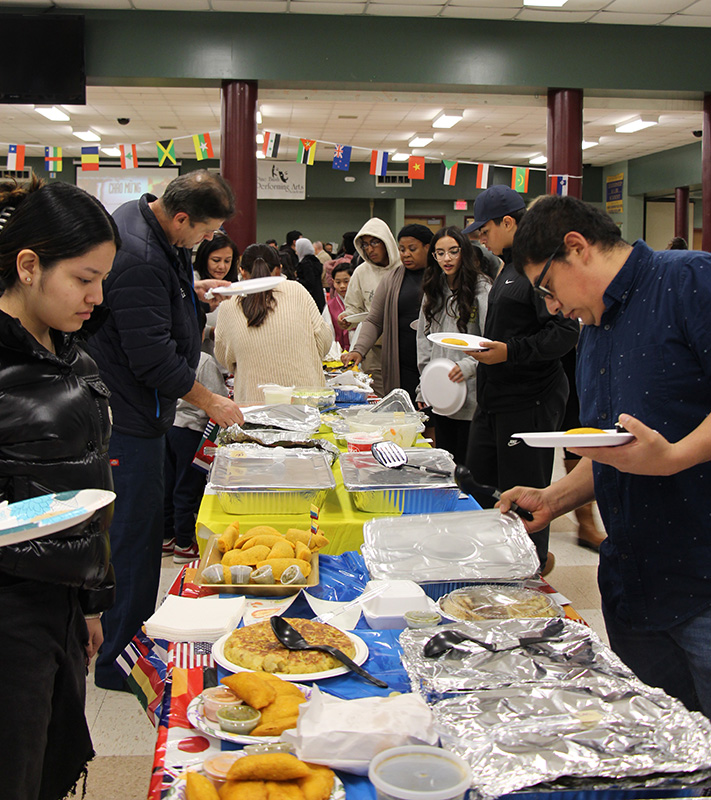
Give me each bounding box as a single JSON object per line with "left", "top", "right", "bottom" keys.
{"left": 674, "top": 186, "right": 689, "bottom": 242}
{"left": 221, "top": 80, "right": 257, "bottom": 252}
{"left": 702, "top": 93, "right": 711, "bottom": 252}
{"left": 546, "top": 89, "right": 583, "bottom": 199}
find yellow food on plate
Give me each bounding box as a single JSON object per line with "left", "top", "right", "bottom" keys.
{"left": 259, "top": 695, "right": 306, "bottom": 723}
{"left": 226, "top": 753, "right": 312, "bottom": 781}
{"left": 242, "top": 534, "right": 294, "bottom": 551}
{"left": 441, "top": 337, "right": 469, "bottom": 346}
{"left": 256, "top": 558, "right": 311, "bottom": 581}
{"left": 186, "top": 771, "right": 221, "bottom": 800}
{"left": 285, "top": 529, "right": 329, "bottom": 550}
{"left": 259, "top": 673, "right": 309, "bottom": 698}
{"left": 265, "top": 781, "right": 304, "bottom": 800}
{"left": 564, "top": 427, "right": 605, "bottom": 434}
{"left": 220, "top": 672, "right": 277, "bottom": 709}
{"left": 268, "top": 540, "right": 296, "bottom": 560}
{"left": 236, "top": 526, "right": 282, "bottom": 547}
{"left": 218, "top": 522, "right": 240, "bottom": 553}
{"left": 250, "top": 715, "right": 300, "bottom": 737}
{"left": 219, "top": 781, "right": 267, "bottom": 800}
{"left": 294, "top": 542, "right": 311, "bottom": 563}
{"left": 298, "top": 765, "right": 335, "bottom": 800}
{"left": 222, "top": 545, "right": 271, "bottom": 567}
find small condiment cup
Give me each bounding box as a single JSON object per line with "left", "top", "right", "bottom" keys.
{"left": 404, "top": 610, "right": 442, "bottom": 629}
{"left": 200, "top": 686, "right": 241, "bottom": 722}
{"left": 217, "top": 704, "right": 261, "bottom": 734}
{"left": 202, "top": 753, "right": 242, "bottom": 782}
{"left": 368, "top": 745, "right": 471, "bottom": 800}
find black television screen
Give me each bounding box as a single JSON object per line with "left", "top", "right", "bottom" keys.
{"left": 0, "top": 14, "right": 85, "bottom": 105}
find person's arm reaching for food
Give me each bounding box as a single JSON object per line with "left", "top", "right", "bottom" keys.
{"left": 182, "top": 380, "right": 244, "bottom": 428}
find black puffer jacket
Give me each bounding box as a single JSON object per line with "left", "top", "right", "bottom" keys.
{"left": 0, "top": 310, "right": 115, "bottom": 614}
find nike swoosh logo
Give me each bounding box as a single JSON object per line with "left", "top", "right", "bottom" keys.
{"left": 507, "top": 439, "right": 521, "bottom": 447}
{"left": 505, "top": 279, "right": 515, "bottom": 284}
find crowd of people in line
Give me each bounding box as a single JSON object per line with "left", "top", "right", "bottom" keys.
{"left": 1, "top": 168, "right": 710, "bottom": 800}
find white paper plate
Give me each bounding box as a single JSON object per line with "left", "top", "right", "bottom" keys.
{"left": 208, "top": 276, "right": 286, "bottom": 297}
{"left": 512, "top": 430, "right": 635, "bottom": 448}
{"left": 420, "top": 358, "right": 466, "bottom": 416}
{"left": 186, "top": 687, "right": 311, "bottom": 745}
{"left": 211, "top": 629, "right": 369, "bottom": 681}
{"left": 344, "top": 312, "right": 368, "bottom": 324}
{"left": 0, "top": 489, "right": 116, "bottom": 548}
{"left": 427, "top": 332, "right": 493, "bottom": 351}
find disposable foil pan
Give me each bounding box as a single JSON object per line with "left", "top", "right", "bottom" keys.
{"left": 362, "top": 509, "right": 540, "bottom": 583}
{"left": 208, "top": 447, "right": 335, "bottom": 515}
{"left": 340, "top": 449, "right": 459, "bottom": 514}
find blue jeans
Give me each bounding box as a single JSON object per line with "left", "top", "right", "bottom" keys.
{"left": 95, "top": 430, "right": 165, "bottom": 690}
{"left": 604, "top": 601, "right": 711, "bottom": 717}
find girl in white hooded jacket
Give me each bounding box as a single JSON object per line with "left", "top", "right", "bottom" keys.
{"left": 339, "top": 217, "right": 401, "bottom": 396}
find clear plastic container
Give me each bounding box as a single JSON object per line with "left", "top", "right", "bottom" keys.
{"left": 368, "top": 745, "right": 471, "bottom": 800}
{"left": 291, "top": 387, "right": 337, "bottom": 410}
{"left": 260, "top": 384, "right": 294, "bottom": 404}
{"left": 345, "top": 431, "right": 383, "bottom": 453}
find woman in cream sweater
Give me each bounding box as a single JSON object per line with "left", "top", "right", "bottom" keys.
{"left": 215, "top": 243, "right": 333, "bottom": 403}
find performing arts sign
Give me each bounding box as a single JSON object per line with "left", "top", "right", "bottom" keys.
{"left": 258, "top": 161, "right": 306, "bottom": 200}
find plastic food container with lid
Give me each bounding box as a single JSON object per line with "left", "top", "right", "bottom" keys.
{"left": 368, "top": 745, "right": 472, "bottom": 800}
{"left": 291, "top": 387, "right": 337, "bottom": 410}
{"left": 260, "top": 384, "right": 294, "bottom": 404}
{"left": 345, "top": 410, "right": 424, "bottom": 448}
{"left": 339, "top": 449, "right": 459, "bottom": 514}
{"left": 360, "top": 579, "right": 432, "bottom": 629}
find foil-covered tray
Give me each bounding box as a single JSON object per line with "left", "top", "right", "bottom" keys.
{"left": 241, "top": 404, "right": 322, "bottom": 434}
{"left": 208, "top": 447, "right": 335, "bottom": 515}
{"left": 400, "top": 618, "right": 640, "bottom": 696}
{"left": 362, "top": 509, "right": 540, "bottom": 583}
{"left": 340, "top": 449, "right": 459, "bottom": 514}
{"left": 434, "top": 681, "right": 711, "bottom": 800}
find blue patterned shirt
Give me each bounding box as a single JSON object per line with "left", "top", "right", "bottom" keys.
{"left": 578, "top": 240, "right": 711, "bottom": 630}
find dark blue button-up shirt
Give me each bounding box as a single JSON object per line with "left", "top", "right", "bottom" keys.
{"left": 578, "top": 240, "right": 711, "bottom": 631}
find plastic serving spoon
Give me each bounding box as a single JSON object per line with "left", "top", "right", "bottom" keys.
{"left": 270, "top": 617, "right": 389, "bottom": 689}
{"left": 423, "top": 618, "right": 565, "bottom": 658}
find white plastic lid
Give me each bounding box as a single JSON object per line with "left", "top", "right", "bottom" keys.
{"left": 369, "top": 745, "right": 472, "bottom": 800}
{"left": 420, "top": 358, "right": 466, "bottom": 416}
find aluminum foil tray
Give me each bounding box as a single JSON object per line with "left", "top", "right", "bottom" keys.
{"left": 362, "top": 509, "right": 540, "bottom": 583}
{"left": 340, "top": 449, "right": 458, "bottom": 514}
{"left": 208, "top": 447, "right": 335, "bottom": 515}
{"left": 433, "top": 681, "right": 711, "bottom": 800}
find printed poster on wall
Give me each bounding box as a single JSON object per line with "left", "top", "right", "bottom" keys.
{"left": 606, "top": 172, "right": 624, "bottom": 214}
{"left": 258, "top": 161, "right": 306, "bottom": 200}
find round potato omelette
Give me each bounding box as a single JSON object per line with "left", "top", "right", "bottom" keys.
{"left": 223, "top": 618, "right": 357, "bottom": 674}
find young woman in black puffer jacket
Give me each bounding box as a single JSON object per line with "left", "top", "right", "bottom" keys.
{"left": 0, "top": 176, "right": 120, "bottom": 800}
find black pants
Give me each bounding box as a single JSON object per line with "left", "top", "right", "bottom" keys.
{"left": 0, "top": 579, "right": 92, "bottom": 800}
{"left": 466, "top": 400, "right": 564, "bottom": 567}
{"left": 164, "top": 425, "right": 208, "bottom": 547}
{"left": 432, "top": 413, "right": 470, "bottom": 465}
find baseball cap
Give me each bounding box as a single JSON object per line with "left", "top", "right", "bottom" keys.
{"left": 462, "top": 185, "right": 526, "bottom": 234}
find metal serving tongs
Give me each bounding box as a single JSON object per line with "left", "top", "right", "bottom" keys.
{"left": 370, "top": 441, "right": 534, "bottom": 522}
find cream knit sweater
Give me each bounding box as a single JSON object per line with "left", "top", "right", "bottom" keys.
{"left": 215, "top": 280, "right": 333, "bottom": 403}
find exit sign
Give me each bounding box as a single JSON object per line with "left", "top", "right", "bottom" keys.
{"left": 454, "top": 200, "right": 468, "bottom": 211}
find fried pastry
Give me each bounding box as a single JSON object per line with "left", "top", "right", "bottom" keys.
{"left": 226, "top": 754, "right": 311, "bottom": 781}
{"left": 265, "top": 780, "right": 305, "bottom": 800}
{"left": 220, "top": 672, "right": 277, "bottom": 709}
{"left": 186, "top": 771, "right": 220, "bottom": 800}
{"left": 298, "top": 765, "right": 335, "bottom": 800}
{"left": 218, "top": 781, "right": 267, "bottom": 800}
{"left": 222, "top": 545, "right": 271, "bottom": 567}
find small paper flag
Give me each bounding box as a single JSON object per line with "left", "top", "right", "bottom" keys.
{"left": 7, "top": 144, "right": 25, "bottom": 171}
{"left": 192, "top": 132, "right": 214, "bottom": 161}
{"left": 550, "top": 175, "right": 569, "bottom": 196}
{"left": 297, "top": 139, "right": 316, "bottom": 166}
{"left": 441, "top": 159, "right": 458, "bottom": 186}
{"left": 511, "top": 166, "right": 530, "bottom": 193}
{"left": 44, "top": 146, "right": 62, "bottom": 173}
{"left": 157, "top": 139, "right": 177, "bottom": 166}
{"left": 81, "top": 146, "right": 99, "bottom": 172}
{"left": 370, "top": 150, "right": 388, "bottom": 177}
{"left": 476, "top": 163, "right": 490, "bottom": 190}
{"left": 332, "top": 144, "right": 352, "bottom": 171}
{"left": 263, "top": 131, "right": 280, "bottom": 158}
{"left": 119, "top": 144, "right": 138, "bottom": 169}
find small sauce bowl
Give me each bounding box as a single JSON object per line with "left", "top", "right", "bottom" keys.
{"left": 217, "top": 704, "right": 261, "bottom": 734}
{"left": 200, "top": 686, "right": 241, "bottom": 722}
{"left": 404, "top": 609, "right": 442, "bottom": 629}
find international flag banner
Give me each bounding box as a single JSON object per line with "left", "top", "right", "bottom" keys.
{"left": 512, "top": 166, "right": 530, "bottom": 193}
{"left": 332, "top": 144, "right": 352, "bottom": 171}
{"left": 6, "top": 144, "right": 25, "bottom": 171}
{"left": 550, "top": 175, "right": 569, "bottom": 196}
{"left": 370, "top": 150, "right": 388, "bottom": 177}
{"left": 408, "top": 156, "right": 426, "bottom": 180}
{"left": 192, "top": 132, "right": 214, "bottom": 161}
{"left": 157, "top": 139, "right": 177, "bottom": 166}
{"left": 297, "top": 139, "right": 316, "bottom": 166}
{"left": 262, "top": 131, "right": 281, "bottom": 158}
{"left": 44, "top": 146, "right": 62, "bottom": 172}
{"left": 476, "top": 162, "right": 490, "bottom": 189}
{"left": 81, "top": 146, "right": 100, "bottom": 171}
{"left": 119, "top": 144, "right": 138, "bottom": 169}
{"left": 441, "top": 159, "right": 458, "bottom": 186}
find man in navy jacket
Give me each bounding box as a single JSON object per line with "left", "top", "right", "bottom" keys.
{"left": 89, "top": 170, "right": 243, "bottom": 690}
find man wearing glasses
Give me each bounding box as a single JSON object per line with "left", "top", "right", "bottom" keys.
{"left": 500, "top": 194, "right": 711, "bottom": 717}
{"left": 462, "top": 186, "right": 579, "bottom": 575}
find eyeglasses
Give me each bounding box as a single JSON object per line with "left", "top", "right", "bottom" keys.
{"left": 533, "top": 244, "right": 563, "bottom": 300}
{"left": 361, "top": 238, "right": 383, "bottom": 250}
{"left": 433, "top": 247, "right": 461, "bottom": 261}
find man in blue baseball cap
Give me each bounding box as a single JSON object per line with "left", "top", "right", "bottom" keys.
{"left": 463, "top": 185, "right": 579, "bottom": 576}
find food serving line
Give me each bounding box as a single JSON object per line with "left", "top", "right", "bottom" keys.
{"left": 117, "top": 399, "right": 711, "bottom": 800}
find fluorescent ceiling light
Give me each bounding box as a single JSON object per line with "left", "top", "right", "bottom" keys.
{"left": 35, "top": 106, "right": 70, "bottom": 122}
{"left": 101, "top": 147, "right": 121, "bottom": 157}
{"left": 256, "top": 111, "right": 262, "bottom": 124}
{"left": 582, "top": 139, "right": 599, "bottom": 150}
{"left": 409, "top": 135, "right": 433, "bottom": 148}
{"left": 256, "top": 133, "right": 264, "bottom": 144}
{"left": 73, "top": 130, "right": 101, "bottom": 142}
{"left": 615, "top": 116, "right": 658, "bottom": 134}
{"left": 523, "top": 0, "right": 568, "bottom": 6}
{"left": 432, "top": 110, "right": 463, "bottom": 129}
{"left": 529, "top": 154, "right": 547, "bottom": 165}
{"left": 256, "top": 150, "right": 265, "bottom": 159}
{"left": 390, "top": 153, "right": 410, "bottom": 162}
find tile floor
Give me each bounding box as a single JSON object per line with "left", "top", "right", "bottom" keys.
{"left": 81, "top": 465, "right": 607, "bottom": 799}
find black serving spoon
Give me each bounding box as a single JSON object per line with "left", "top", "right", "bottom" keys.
{"left": 270, "top": 616, "right": 388, "bottom": 689}
{"left": 423, "top": 618, "right": 566, "bottom": 658}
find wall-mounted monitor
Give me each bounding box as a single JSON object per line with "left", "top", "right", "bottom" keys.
{"left": 0, "top": 15, "right": 85, "bottom": 104}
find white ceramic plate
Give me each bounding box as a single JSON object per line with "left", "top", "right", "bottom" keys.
{"left": 427, "top": 332, "right": 493, "bottom": 351}
{"left": 211, "top": 629, "right": 369, "bottom": 681}
{"left": 512, "top": 430, "right": 635, "bottom": 448}
{"left": 0, "top": 489, "right": 116, "bottom": 548}
{"left": 420, "top": 357, "right": 467, "bottom": 416}
{"left": 186, "top": 686, "right": 311, "bottom": 745}
{"left": 208, "top": 276, "right": 286, "bottom": 297}
{"left": 344, "top": 312, "right": 368, "bottom": 324}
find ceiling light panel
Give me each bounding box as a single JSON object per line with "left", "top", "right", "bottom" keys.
{"left": 409, "top": 135, "right": 433, "bottom": 147}
{"left": 432, "top": 110, "right": 464, "bottom": 128}
{"left": 615, "top": 116, "right": 658, "bottom": 133}
{"left": 35, "top": 106, "right": 70, "bottom": 122}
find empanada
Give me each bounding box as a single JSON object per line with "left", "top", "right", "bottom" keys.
{"left": 226, "top": 754, "right": 311, "bottom": 781}
{"left": 220, "top": 673, "right": 276, "bottom": 709}
{"left": 186, "top": 771, "right": 220, "bottom": 800}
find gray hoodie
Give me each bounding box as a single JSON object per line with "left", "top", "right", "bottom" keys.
{"left": 343, "top": 218, "right": 401, "bottom": 317}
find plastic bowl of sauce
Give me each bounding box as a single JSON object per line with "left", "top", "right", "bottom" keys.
{"left": 369, "top": 745, "right": 472, "bottom": 800}
{"left": 200, "top": 686, "right": 241, "bottom": 722}
{"left": 203, "top": 753, "right": 242, "bottom": 782}
{"left": 217, "top": 704, "right": 261, "bottom": 734}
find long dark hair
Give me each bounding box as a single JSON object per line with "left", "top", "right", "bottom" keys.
{"left": 194, "top": 232, "right": 240, "bottom": 282}
{"left": 422, "top": 226, "right": 487, "bottom": 333}
{"left": 0, "top": 176, "right": 120, "bottom": 292}
{"left": 240, "top": 243, "right": 280, "bottom": 328}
